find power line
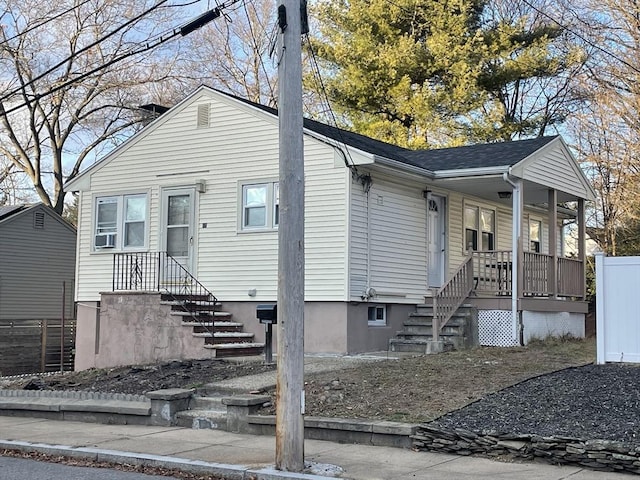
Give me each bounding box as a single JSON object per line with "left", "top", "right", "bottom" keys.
{"left": 0, "top": 0, "right": 171, "bottom": 105}
{"left": 0, "top": 1, "right": 241, "bottom": 118}
{"left": 303, "top": 34, "right": 362, "bottom": 178}
{"left": 0, "top": 0, "right": 201, "bottom": 48}
{"left": 242, "top": 0, "right": 277, "bottom": 105}
{"left": 0, "top": 0, "right": 94, "bottom": 47}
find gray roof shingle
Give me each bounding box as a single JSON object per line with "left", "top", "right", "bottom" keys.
{"left": 0, "top": 205, "right": 27, "bottom": 221}
{"left": 222, "top": 88, "right": 559, "bottom": 172}
{"left": 404, "top": 136, "right": 559, "bottom": 171}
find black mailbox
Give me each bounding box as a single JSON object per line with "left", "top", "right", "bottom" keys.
{"left": 257, "top": 304, "right": 277, "bottom": 324}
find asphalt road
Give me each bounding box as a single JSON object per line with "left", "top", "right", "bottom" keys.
{"left": 0, "top": 456, "right": 180, "bottom": 480}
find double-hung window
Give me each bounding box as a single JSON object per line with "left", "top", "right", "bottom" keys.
{"left": 464, "top": 204, "right": 495, "bottom": 251}
{"left": 94, "top": 194, "right": 148, "bottom": 250}
{"left": 241, "top": 181, "right": 279, "bottom": 230}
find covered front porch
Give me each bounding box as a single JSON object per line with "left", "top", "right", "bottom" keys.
{"left": 427, "top": 138, "right": 594, "bottom": 347}
{"left": 471, "top": 250, "right": 584, "bottom": 298}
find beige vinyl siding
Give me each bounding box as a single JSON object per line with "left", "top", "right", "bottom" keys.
{"left": 0, "top": 207, "right": 76, "bottom": 320}
{"left": 349, "top": 176, "right": 368, "bottom": 299}
{"left": 76, "top": 90, "right": 347, "bottom": 302}
{"left": 518, "top": 148, "right": 589, "bottom": 199}
{"left": 447, "top": 192, "right": 514, "bottom": 276}
{"left": 366, "top": 177, "right": 427, "bottom": 303}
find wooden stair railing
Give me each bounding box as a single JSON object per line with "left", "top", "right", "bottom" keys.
{"left": 432, "top": 252, "right": 474, "bottom": 342}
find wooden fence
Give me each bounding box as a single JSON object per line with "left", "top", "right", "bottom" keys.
{"left": 0, "top": 319, "right": 76, "bottom": 376}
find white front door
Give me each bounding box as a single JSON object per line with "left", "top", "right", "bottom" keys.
{"left": 161, "top": 188, "right": 196, "bottom": 274}
{"left": 427, "top": 195, "right": 445, "bottom": 287}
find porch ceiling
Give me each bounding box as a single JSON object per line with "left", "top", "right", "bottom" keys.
{"left": 432, "top": 175, "right": 582, "bottom": 206}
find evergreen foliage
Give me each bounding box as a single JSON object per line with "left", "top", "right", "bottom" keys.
{"left": 312, "top": 0, "right": 585, "bottom": 147}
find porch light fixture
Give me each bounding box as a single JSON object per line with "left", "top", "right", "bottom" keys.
{"left": 498, "top": 191, "right": 512, "bottom": 199}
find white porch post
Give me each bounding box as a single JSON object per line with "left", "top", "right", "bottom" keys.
{"left": 578, "top": 198, "right": 586, "bottom": 300}
{"left": 548, "top": 189, "right": 558, "bottom": 298}
{"left": 508, "top": 178, "right": 523, "bottom": 344}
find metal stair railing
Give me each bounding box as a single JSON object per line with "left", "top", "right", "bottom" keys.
{"left": 431, "top": 251, "right": 474, "bottom": 343}
{"left": 112, "top": 251, "right": 218, "bottom": 335}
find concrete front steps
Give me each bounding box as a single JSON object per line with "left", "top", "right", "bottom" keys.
{"left": 161, "top": 294, "right": 264, "bottom": 358}
{"left": 176, "top": 395, "right": 228, "bottom": 429}
{"left": 388, "top": 304, "right": 478, "bottom": 354}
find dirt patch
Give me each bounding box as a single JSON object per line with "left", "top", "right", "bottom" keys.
{"left": 264, "top": 338, "right": 596, "bottom": 423}
{"left": 0, "top": 359, "right": 275, "bottom": 395}
{"left": 1, "top": 338, "right": 595, "bottom": 423}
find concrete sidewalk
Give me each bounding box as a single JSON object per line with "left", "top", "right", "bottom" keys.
{"left": 0, "top": 416, "right": 634, "bottom": 480}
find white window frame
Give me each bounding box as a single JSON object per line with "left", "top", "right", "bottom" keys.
{"left": 93, "top": 193, "right": 148, "bottom": 251}
{"left": 240, "top": 181, "right": 279, "bottom": 232}
{"left": 463, "top": 203, "right": 496, "bottom": 251}
{"left": 368, "top": 305, "right": 387, "bottom": 326}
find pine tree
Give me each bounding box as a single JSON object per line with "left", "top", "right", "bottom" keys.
{"left": 312, "top": 0, "right": 584, "bottom": 147}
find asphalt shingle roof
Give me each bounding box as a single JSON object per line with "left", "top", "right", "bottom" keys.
{"left": 0, "top": 205, "right": 26, "bottom": 221}
{"left": 404, "top": 136, "right": 559, "bottom": 171}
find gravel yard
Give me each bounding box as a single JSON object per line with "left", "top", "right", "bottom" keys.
{"left": 430, "top": 363, "right": 640, "bottom": 444}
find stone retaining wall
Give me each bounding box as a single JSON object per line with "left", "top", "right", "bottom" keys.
{"left": 412, "top": 424, "right": 640, "bottom": 475}
{"left": 0, "top": 389, "right": 147, "bottom": 402}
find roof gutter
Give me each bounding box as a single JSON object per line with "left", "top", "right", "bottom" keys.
{"left": 373, "top": 155, "right": 435, "bottom": 179}
{"left": 434, "top": 165, "right": 510, "bottom": 178}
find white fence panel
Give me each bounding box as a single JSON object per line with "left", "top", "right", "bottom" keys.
{"left": 596, "top": 253, "right": 640, "bottom": 363}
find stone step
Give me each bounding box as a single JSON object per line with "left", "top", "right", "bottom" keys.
{"left": 415, "top": 303, "right": 474, "bottom": 315}
{"left": 161, "top": 293, "right": 211, "bottom": 303}
{"left": 190, "top": 396, "right": 226, "bottom": 411}
{"left": 185, "top": 322, "right": 244, "bottom": 333}
{"left": 162, "top": 300, "right": 223, "bottom": 309}
{"left": 400, "top": 323, "right": 465, "bottom": 336}
{"left": 175, "top": 409, "right": 227, "bottom": 430}
{"left": 194, "top": 332, "right": 254, "bottom": 343}
{"left": 388, "top": 338, "right": 454, "bottom": 354}
{"left": 170, "top": 311, "right": 232, "bottom": 319}
{"left": 395, "top": 327, "right": 465, "bottom": 339}
{"left": 204, "top": 343, "right": 264, "bottom": 358}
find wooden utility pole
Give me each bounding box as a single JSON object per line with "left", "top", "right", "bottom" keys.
{"left": 275, "top": 0, "right": 305, "bottom": 471}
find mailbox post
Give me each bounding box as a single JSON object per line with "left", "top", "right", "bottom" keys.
{"left": 257, "top": 304, "right": 277, "bottom": 364}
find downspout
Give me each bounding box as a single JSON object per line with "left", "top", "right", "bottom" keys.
{"left": 503, "top": 170, "right": 523, "bottom": 345}
{"left": 365, "top": 184, "right": 372, "bottom": 299}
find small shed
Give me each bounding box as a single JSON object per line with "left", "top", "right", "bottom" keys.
{"left": 0, "top": 204, "right": 77, "bottom": 374}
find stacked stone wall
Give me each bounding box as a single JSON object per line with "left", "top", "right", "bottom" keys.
{"left": 413, "top": 425, "right": 640, "bottom": 474}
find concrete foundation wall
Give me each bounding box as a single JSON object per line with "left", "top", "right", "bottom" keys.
{"left": 346, "top": 303, "right": 414, "bottom": 353}
{"left": 216, "top": 301, "right": 413, "bottom": 354}
{"left": 522, "top": 311, "right": 585, "bottom": 344}
{"left": 75, "top": 302, "right": 101, "bottom": 370}
{"left": 221, "top": 301, "right": 349, "bottom": 354}
{"left": 75, "top": 295, "right": 420, "bottom": 370}
{"left": 75, "top": 293, "right": 216, "bottom": 371}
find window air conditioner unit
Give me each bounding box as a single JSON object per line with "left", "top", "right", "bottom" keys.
{"left": 96, "top": 233, "right": 116, "bottom": 248}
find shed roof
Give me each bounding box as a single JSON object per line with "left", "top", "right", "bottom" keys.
{"left": 0, "top": 205, "right": 28, "bottom": 221}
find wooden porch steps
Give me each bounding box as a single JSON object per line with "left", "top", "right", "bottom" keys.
{"left": 161, "top": 294, "right": 264, "bottom": 358}
{"left": 388, "top": 304, "right": 477, "bottom": 354}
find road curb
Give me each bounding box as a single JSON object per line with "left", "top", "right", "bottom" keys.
{"left": 0, "top": 439, "right": 338, "bottom": 480}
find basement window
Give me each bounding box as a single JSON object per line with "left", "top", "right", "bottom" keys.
{"left": 368, "top": 305, "right": 386, "bottom": 326}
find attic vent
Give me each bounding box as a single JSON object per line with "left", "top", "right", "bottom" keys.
{"left": 197, "top": 103, "right": 210, "bottom": 128}
{"left": 34, "top": 211, "right": 45, "bottom": 229}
